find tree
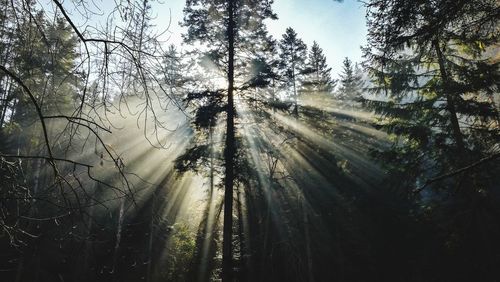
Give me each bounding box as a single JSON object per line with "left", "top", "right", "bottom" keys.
{"left": 337, "top": 57, "right": 363, "bottom": 101}
{"left": 0, "top": 1, "right": 176, "bottom": 280}
{"left": 0, "top": 5, "right": 80, "bottom": 194}
{"left": 363, "top": 0, "right": 499, "bottom": 191}
{"left": 303, "top": 41, "right": 335, "bottom": 96}
{"left": 159, "top": 44, "right": 189, "bottom": 104}
{"left": 278, "top": 27, "right": 307, "bottom": 116}
{"left": 181, "top": 0, "right": 276, "bottom": 280}
{"left": 363, "top": 0, "right": 500, "bottom": 279}
{"left": 0, "top": 0, "right": 18, "bottom": 129}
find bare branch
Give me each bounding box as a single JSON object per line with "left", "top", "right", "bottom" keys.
{"left": 414, "top": 152, "right": 500, "bottom": 193}
{"left": 0, "top": 65, "right": 57, "bottom": 173}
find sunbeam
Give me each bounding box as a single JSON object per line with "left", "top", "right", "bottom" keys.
{"left": 2, "top": 0, "right": 498, "bottom": 281}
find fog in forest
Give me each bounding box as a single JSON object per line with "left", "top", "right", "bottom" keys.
{"left": 0, "top": 0, "right": 499, "bottom": 281}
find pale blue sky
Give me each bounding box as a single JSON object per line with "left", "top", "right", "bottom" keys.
{"left": 153, "top": 0, "right": 367, "bottom": 79}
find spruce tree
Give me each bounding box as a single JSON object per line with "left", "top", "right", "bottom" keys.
{"left": 0, "top": 0, "right": 17, "bottom": 129}
{"left": 363, "top": 0, "right": 499, "bottom": 191}
{"left": 278, "top": 27, "right": 307, "bottom": 116}
{"left": 160, "top": 44, "right": 188, "bottom": 104}
{"left": 303, "top": 41, "right": 335, "bottom": 96}
{"left": 5, "top": 12, "right": 79, "bottom": 155}
{"left": 0, "top": 7, "right": 82, "bottom": 268}
{"left": 337, "top": 57, "right": 363, "bottom": 101}
{"left": 181, "top": 1, "right": 276, "bottom": 280}
{"left": 363, "top": 0, "right": 500, "bottom": 278}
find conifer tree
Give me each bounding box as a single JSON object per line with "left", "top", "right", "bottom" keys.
{"left": 278, "top": 27, "right": 307, "bottom": 116}
{"left": 364, "top": 0, "right": 499, "bottom": 191}
{"left": 303, "top": 41, "right": 335, "bottom": 96}
{"left": 0, "top": 6, "right": 82, "bottom": 270}
{"left": 0, "top": 0, "right": 17, "bottom": 129}
{"left": 160, "top": 44, "right": 188, "bottom": 104}
{"left": 181, "top": 1, "right": 276, "bottom": 280}
{"left": 363, "top": 1, "right": 500, "bottom": 278}
{"left": 5, "top": 12, "right": 79, "bottom": 155}
{"left": 337, "top": 57, "right": 363, "bottom": 101}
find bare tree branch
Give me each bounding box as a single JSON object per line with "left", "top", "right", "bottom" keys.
{"left": 0, "top": 65, "right": 57, "bottom": 173}
{"left": 414, "top": 151, "right": 500, "bottom": 193}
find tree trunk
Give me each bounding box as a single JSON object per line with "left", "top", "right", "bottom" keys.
{"left": 33, "top": 158, "right": 42, "bottom": 196}
{"left": 236, "top": 186, "right": 246, "bottom": 277}
{"left": 292, "top": 60, "right": 298, "bottom": 117}
{"left": 147, "top": 190, "right": 156, "bottom": 282}
{"left": 112, "top": 196, "right": 126, "bottom": 280}
{"left": 433, "top": 39, "right": 465, "bottom": 153}
{"left": 222, "top": 0, "right": 236, "bottom": 281}
{"left": 0, "top": 78, "right": 9, "bottom": 129}
{"left": 302, "top": 195, "right": 314, "bottom": 282}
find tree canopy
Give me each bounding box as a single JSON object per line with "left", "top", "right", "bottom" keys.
{"left": 0, "top": 0, "right": 499, "bottom": 281}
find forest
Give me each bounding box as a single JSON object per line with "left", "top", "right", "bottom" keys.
{"left": 0, "top": 0, "right": 499, "bottom": 281}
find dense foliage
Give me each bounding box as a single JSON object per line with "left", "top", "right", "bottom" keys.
{"left": 0, "top": 0, "right": 498, "bottom": 281}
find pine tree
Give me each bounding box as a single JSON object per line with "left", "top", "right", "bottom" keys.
{"left": 0, "top": 0, "right": 17, "bottom": 129}
{"left": 363, "top": 0, "right": 500, "bottom": 278}
{"left": 0, "top": 9, "right": 79, "bottom": 163}
{"left": 160, "top": 44, "right": 188, "bottom": 104}
{"left": 337, "top": 57, "right": 363, "bottom": 101}
{"left": 244, "top": 37, "right": 281, "bottom": 109}
{"left": 10, "top": 13, "right": 79, "bottom": 133}
{"left": 0, "top": 6, "right": 81, "bottom": 270}
{"left": 303, "top": 41, "right": 335, "bottom": 96}
{"left": 363, "top": 0, "right": 499, "bottom": 191}
{"left": 278, "top": 27, "right": 307, "bottom": 116}
{"left": 181, "top": 1, "right": 276, "bottom": 280}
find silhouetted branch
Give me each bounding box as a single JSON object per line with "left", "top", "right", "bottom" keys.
{"left": 0, "top": 65, "right": 57, "bottom": 173}
{"left": 414, "top": 151, "right": 500, "bottom": 193}
{"left": 44, "top": 115, "right": 111, "bottom": 133}
{"left": 0, "top": 154, "right": 92, "bottom": 168}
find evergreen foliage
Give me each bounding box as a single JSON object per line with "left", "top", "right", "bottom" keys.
{"left": 363, "top": 0, "right": 500, "bottom": 279}
{"left": 1, "top": 1, "right": 499, "bottom": 281}
{"left": 278, "top": 27, "right": 307, "bottom": 115}
{"left": 338, "top": 57, "right": 363, "bottom": 101}
{"left": 303, "top": 41, "right": 335, "bottom": 96}
{"left": 181, "top": 0, "right": 277, "bottom": 279}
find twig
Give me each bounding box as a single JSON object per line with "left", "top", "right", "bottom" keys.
{"left": 0, "top": 65, "right": 57, "bottom": 173}
{"left": 414, "top": 152, "right": 500, "bottom": 193}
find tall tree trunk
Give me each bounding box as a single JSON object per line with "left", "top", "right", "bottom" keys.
{"left": 302, "top": 195, "right": 314, "bottom": 282}
{"left": 236, "top": 186, "right": 246, "bottom": 277}
{"left": 147, "top": 190, "right": 156, "bottom": 282}
{"left": 433, "top": 39, "right": 465, "bottom": 153}
{"left": 112, "top": 196, "right": 126, "bottom": 280}
{"left": 78, "top": 181, "right": 99, "bottom": 282}
{"left": 0, "top": 78, "right": 16, "bottom": 128}
{"left": 0, "top": 78, "right": 8, "bottom": 129}
{"left": 223, "top": 0, "right": 236, "bottom": 281}
{"left": 292, "top": 61, "right": 298, "bottom": 117}
{"left": 33, "top": 158, "right": 42, "bottom": 195}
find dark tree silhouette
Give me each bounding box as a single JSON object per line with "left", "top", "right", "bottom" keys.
{"left": 303, "top": 41, "right": 336, "bottom": 96}
{"left": 363, "top": 0, "right": 500, "bottom": 279}
{"left": 0, "top": 1, "right": 178, "bottom": 280}
{"left": 337, "top": 57, "right": 363, "bottom": 101}
{"left": 181, "top": 0, "right": 276, "bottom": 280}
{"left": 278, "top": 27, "right": 307, "bottom": 116}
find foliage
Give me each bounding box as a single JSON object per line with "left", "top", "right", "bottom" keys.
{"left": 363, "top": 0, "right": 499, "bottom": 193}
{"left": 278, "top": 27, "right": 307, "bottom": 114}
{"left": 165, "top": 224, "right": 196, "bottom": 281}
{"left": 302, "top": 41, "right": 336, "bottom": 95}
{"left": 363, "top": 0, "right": 500, "bottom": 279}
{"left": 338, "top": 57, "right": 363, "bottom": 101}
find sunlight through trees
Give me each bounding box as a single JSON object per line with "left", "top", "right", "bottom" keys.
{"left": 0, "top": 0, "right": 499, "bottom": 281}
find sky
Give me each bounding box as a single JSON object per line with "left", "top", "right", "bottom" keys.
{"left": 151, "top": 0, "right": 368, "bottom": 80}
{"left": 54, "top": 0, "right": 368, "bottom": 80}
{"left": 54, "top": 0, "right": 367, "bottom": 80}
